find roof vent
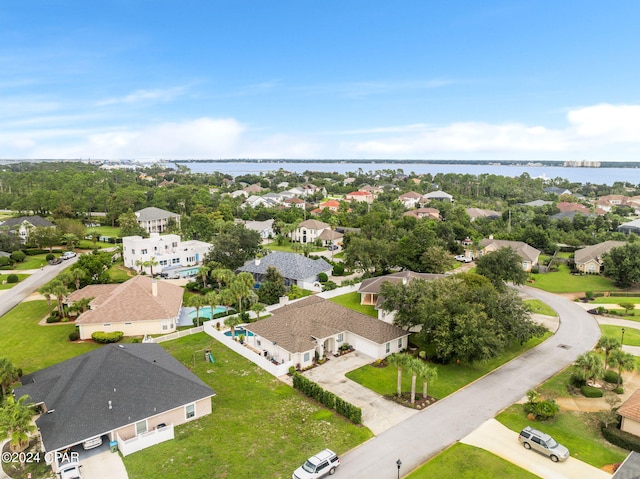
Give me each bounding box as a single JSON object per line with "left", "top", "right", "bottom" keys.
{"left": 108, "top": 400, "right": 112, "bottom": 410}
{"left": 118, "top": 345, "right": 125, "bottom": 349}
{"left": 47, "top": 409, "right": 55, "bottom": 414}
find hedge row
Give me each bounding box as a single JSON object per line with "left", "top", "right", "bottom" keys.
{"left": 602, "top": 425, "right": 640, "bottom": 452}
{"left": 91, "top": 331, "right": 124, "bottom": 343}
{"left": 581, "top": 385, "right": 604, "bottom": 398}
{"left": 292, "top": 373, "right": 362, "bottom": 424}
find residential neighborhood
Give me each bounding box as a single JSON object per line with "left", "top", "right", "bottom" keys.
{"left": 3, "top": 162, "right": 640, "bottom": 479}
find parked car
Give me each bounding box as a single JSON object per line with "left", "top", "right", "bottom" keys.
{"left": 327, "top": 244, "right": 339, "bottom": 251}
{"left": 292, "top": 449, "right": 340, "bottom": 479}
{"left": 48, "top": 257, "right": 63, "bottom": 265}
{"left": 518, "top": 426, "right": 570, "bottom": 462}
{"left": 58, "top": 461, "right": 83, "bottom": 479}
{"left": 61, "top": 251, "right": 77, "bottom": 260}
{"left": 82, "top": 435, "right": 102, "bottom": 450}
{"left": 455, "top": 255, "right": 472, "bottom": 263}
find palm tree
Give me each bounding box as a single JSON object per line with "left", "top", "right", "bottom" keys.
{"left": 608, "top": 349, "right": 636, "bottom": 388}
{"left": 220, "top": 289, "right": 236, "bottom": 316}
{"left": 143, "top": 256, "right": 159, "bottom": 276}
{"left": 417, "top": 362, "right": 438, "bottom": 400}
{"left": 188, "top": 295, "right": 207, "bottom": 326}
{"left": 0, "top": 395, "right": 37, "bottom": 452}
{"left": 135, "top": 258, "right": 144, "bottom": 274}
{"left": 251, "top": 303, "right": 266, "bottom": 321}
{"left": 0, "top": 357, "right": 19, "bottom": 397}
{"left": 386, "top": 353, "right": 409, "bottom": 397}
{"left": 211, "top": 268, "right": 234, "bottom": 291}
{"left": 38, "top": 284, "right": 54, "bottom": 313}
{"left": 204, "top": 291, "right": 221, "bottom": 319}
{"left": 224, "top": 314, "right": 244, "bottom": 339}
{"left": 198, "top": 264, "right": 211, "bottom": 288}
{"left": 597, "top": 336, "right": 621, "bottom": 369}
{"left": 405, "top": 356, "right": 426, "bottom": 405}
{"left": 230, "top": 272, "right": 255, "bottom": 313}
{"left": 574, "top": 351, "right": 604, "bottom": 384}
{"left": 49, "top": 279, "right": 69, "bottom": 319}
{"left": 62, "top": 233, "right": 79, "bottom": 251}
{"left": 70, "top": 268, "right": 87, "bottom": 291}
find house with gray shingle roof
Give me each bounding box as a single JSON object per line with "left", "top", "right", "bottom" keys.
{"left": 618, "top": 218, "right": 640, "bottom": 235}
{"left": 237, "top": 251, "right": 332, "bottom": 291}
{"left": 135, "top": 207, "right": 181, "bottom": 234}
{"left": 0, "top": 215, "right": 55, "bottom": 242}
{"left": 244, "top": 296, "right": 409, "bottom": 368}
{"left": 574, "top": 240, "right": 626, "bottom": 273}
{"left": 16, "top": 344, "right": 214, "bottom": 469}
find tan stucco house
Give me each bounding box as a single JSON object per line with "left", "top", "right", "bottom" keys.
{"left": 472, "top": 238, "right": 541, "bottom": 272}
{"left": 67, "top": 275, "right": 183, "bottom": 339}
{"left": 618, "top": 389, "right": 640, "bottom": 437}
{"left": 573, "top": 240, "right": 626, "bottom": 274}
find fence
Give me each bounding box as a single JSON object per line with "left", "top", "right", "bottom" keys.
{"left": 116, "top": 423, "right": 175, "bottom": 456}
{"left": 152, "top": 326, "right": 204, "bottom": 343}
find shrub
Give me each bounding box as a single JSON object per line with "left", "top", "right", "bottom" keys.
{"left": 604, "top": 370, "right": 622, "bottom": 385}
{"left": 240, "top": 311, "right": 250, "bottom": 323}
{"left": 68, "top": 331, "right": 79, "bottom": 341}
{"left": 332, "top": 263, "right": 344, "bottom": 276}
{"left": 6, "top": 274, "right": 19, "bottom": 283}
{"left": 614, "top": 386, "right": 625, "bottom": 394}
{"left": 318, "top": 272, "right": 328, "bottom": 283}
{"left": 10, "top": 251, "right": 25, "bottom": 262}
{"left": 585, "top": 290, "right": 595, "bottom": 301}
{"left": 288, "top": 366, "right": 296, "bottom": 375}
{"left": 46, "top": 315, "right": 61, "bottom": 323}
{"left": 0, "top": 257, "right": 9, "bottom": 266}
{"left": 569, "top": 372, "right": 586, "bottom": 387}
{"left": 322, "top": 281, "right": 338, "bottom": 292}
{"left": 46, "top": 253, "right": 55, "bottom": 262}
{"left": 130, "top": 337, "right": 141, "bottom": 343}
{"left": 91, "top": 331, "right": 124, "bottom": 343}
{"left": 291, "top": 373, "right": 362, "bottom": 424}
{"left": 185, "top": 281, "right": 201, "bottom": 291}
{"left": 601, "top": 425, "right": 640, "bottom": 452}
{"left": 581, "top": 385, "right": 604, "bottom": 398}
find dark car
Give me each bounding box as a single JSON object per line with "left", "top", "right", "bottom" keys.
{"left": 49, "top": 257, "right": 63, "bottom": 265}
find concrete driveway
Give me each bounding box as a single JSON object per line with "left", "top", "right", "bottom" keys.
{"left": 297, "top": 351, "right": 419, "bottom": 435}
{"left": 461, "top": 419, "right": 611, "bottom": 479}
{"left": 78, "top": 441, "right": 128, "bottom": 479}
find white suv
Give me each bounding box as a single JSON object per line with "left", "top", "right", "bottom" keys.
{"left": 292, "top": 449, "right": 340, "bottom": 478}
{"left": 518, "top": 426, "right": 570, "bottom": 462}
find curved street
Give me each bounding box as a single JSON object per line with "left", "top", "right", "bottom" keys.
{"left": 335, "top": 286, "right": 602, "bottom": 478}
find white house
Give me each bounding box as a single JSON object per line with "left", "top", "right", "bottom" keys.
{"left": 123, "top": 233, "right": 211, "bottom": 274}
{"left": 135, "top": 207, "right": 181, "bottom": 234}
{"left": 291, "top": 219, "right": 331, "bottom": 244}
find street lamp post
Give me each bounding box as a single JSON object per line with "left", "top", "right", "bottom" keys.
{"left": 396, "top": 459, "right": 402, "bottom": 479}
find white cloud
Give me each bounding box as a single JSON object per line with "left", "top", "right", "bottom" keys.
{"left": 97, "top": 86, "right": 188, "bottom": 106}
{"left": 567, "top": 104, "right": 640, "bottom": 142}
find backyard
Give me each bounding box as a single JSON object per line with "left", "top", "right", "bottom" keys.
{"left": 124, "top": 333, "right": 373, "bottom": 479}
{"left": 529, "top": 264, "right": 619, "bottom": 294}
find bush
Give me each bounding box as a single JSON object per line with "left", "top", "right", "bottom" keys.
{"left": 130, "top": 337, "right": 141, "bottom": 343}
{"left": 68, "top": 331, "right": 79, "bottom": 341}
{"left": 569, "top": 372, "right": 586, "bottom": 388}
{"left": 332, "top": 263, "right": 345, "bottom": 276}
{"left": 185, "top": 281, "right": 201, "bottom": 291}
{"left": 46, "top": 253, "right": 55, "bottom": 262}
{"left": 604, "top": 370, "right": 622, "bottom": 385}
{"left": 614, "top": 386, "right": 625, "bottom": 394}
{"left": 288, "top": 366, "right": 296, "bottom": 375}
{"left": 46, "top": 315, "right": 61, "bottom": 323}
{"left": 291, "top": 373, "right": 362, "bottom": 424}
{"left": 601, "top": 425, "right": 640, "bottom": 452}
{"left": 585, "top": 290, "right": 595, "bottom": 301}
{"left": 318, "top": 272, "right": 328, "bottom": 283}
{"left": 581, "top": 385, "right": 604, "bottom": 398}
{"left": 10, "top": 251, "right": 25, "bottom": 262}
{"left": 6, "top": 274, "right": 19, "bottom": 283}
{"left": 0, "top": 257, "right": 9, "bottom": 266}
{"left": 322, "top": 281, "right": 338, "bottom": 292}
{"left": 91, "top": 331, "right": 124, "bottom": 343}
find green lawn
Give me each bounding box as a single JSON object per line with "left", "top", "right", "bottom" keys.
{"left": 530, "top": 264, "right": 618, "bottom": 294}
{"left": 524, "top": 299, "right": 557, "bottom": 316}
{"left": 88, "top": 225, "right": 122, "bottom": 237}
{"left": 496, "top": 405, "right": 628, "bottom": 468}
{"left": 13, "top": 254, "right": 50, "bottom": 270}
{"left": 595, "top": 297, "right": 640, "bottom": 304}
{"left": 123, "top": 333, "right": 373, "bottom": 479}
{"left": 329, "top": 292, "right": 377, "bottom": 317}
{"left": 0, "top": 273, "right": 29, "bottom": 290}
{"left": 0, "top": 301, "right": 100, "bottom": 374}
{"left": 346, "top": 332, "right": 550, "bottom": 400}
{"left": 406, "top": 443, "right": 541, "bottom": 479}
{"left": 107, "top": 263, "right": 134, "bottom": 283}
{"left": 600, "top": 325, "right": 640, "bottom": 346}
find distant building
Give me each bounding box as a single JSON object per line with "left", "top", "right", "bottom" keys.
{"left": 423, "top": 190, "right": 454, "bottom": 203}
{"left": 544, "top": 186, "right": 572, "bottom": 196}
{"left": 573, "top": 241, "right": 626, "bottom": 274}
{"left": 291, "top": 219, "right": 331, "bottom": 244}
{"left": 346, "top": 191, "right": 374, "bottom": 204}
{"left": 618, "top": 219, "right": 640, "bottom": 235}
{"left": 0, "top": 216, "right": 55, "bottom": 243}
{"left": 473, "top": 238, "right": 541, "bottom": 272}
{"left": 135, "top": 207, "right": 181, "bottom": 234}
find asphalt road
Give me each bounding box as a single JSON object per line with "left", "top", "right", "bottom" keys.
{"left": 335, "top": 286, "right": 602, "bottom": 479}
{"left": 0, "top": 256, "right": 78, "bottom": 318}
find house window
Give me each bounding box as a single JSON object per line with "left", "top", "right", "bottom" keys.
{"left": 141, "top": 249, "right": 147, "bottom": 255}
{"left": 385, "top": 342, "right": 390, "bottom": 354}
{"left": 135, "top": 420, "right": 147, "bottom": 435}
{"left": 131, "top": 249, "right": 135, "bottom": 255}
{"left": 257, "top": 340, "right": 261, "bottom": 346}
{"left": 185, "top": 403, "right": 196, "bottom": 419}
{"left": 161, "top": 321, "right": 169, "bottom": 331}
{"left": 337, "top": 333, "right": 344, "bottom": 343}
{"left": 398, "top": 337, "right": 402, "bottom": 349}
{"left": 125, "top": 322, "right": 132, "bottom": 326}
{"left": 172, "top": 258, "right": 180, "bottom": 264}
{"left": 103, "top": 323, "right": 111, "bottom": 327}
{"left": 304, "top": 352, "right": 310, "bottom": 362}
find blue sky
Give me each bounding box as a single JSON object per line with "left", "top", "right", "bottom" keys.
{"left": 1, "top": 1, "right": 640, "bottom": 161}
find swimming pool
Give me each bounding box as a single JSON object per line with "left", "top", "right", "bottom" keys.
{"left": 224, "top": 327, "right": 254, "bottom": 337}
{"left": 188, "top": 305, "right": 232, "bottom": 320}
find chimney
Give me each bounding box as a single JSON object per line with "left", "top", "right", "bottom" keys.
{"left": 402, "top": 277, "right": 408, "bottom": 285}
{"left": 152, "top": 279, "right": 158, "bottom": 296}
{"left": 255, "top": 257, "right": 261, "bottom": 266}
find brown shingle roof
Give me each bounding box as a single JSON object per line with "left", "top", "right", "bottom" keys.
{"left": 358, "top": 271, "right": 447, "bottom": 295}
{"left": 245, "top": 296, "right": 407, "bottom": 353}
{"left": 479, "top": 239, "right": 540, "bottom": 263}
{"left": 73, "top": 276, "right": 183, "bottom": 325}
{"left": 574, "top": 241, "right": 626, "bottom": 266}
{"left": 619, "top": 389, "right": 640, "bottom": 422}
